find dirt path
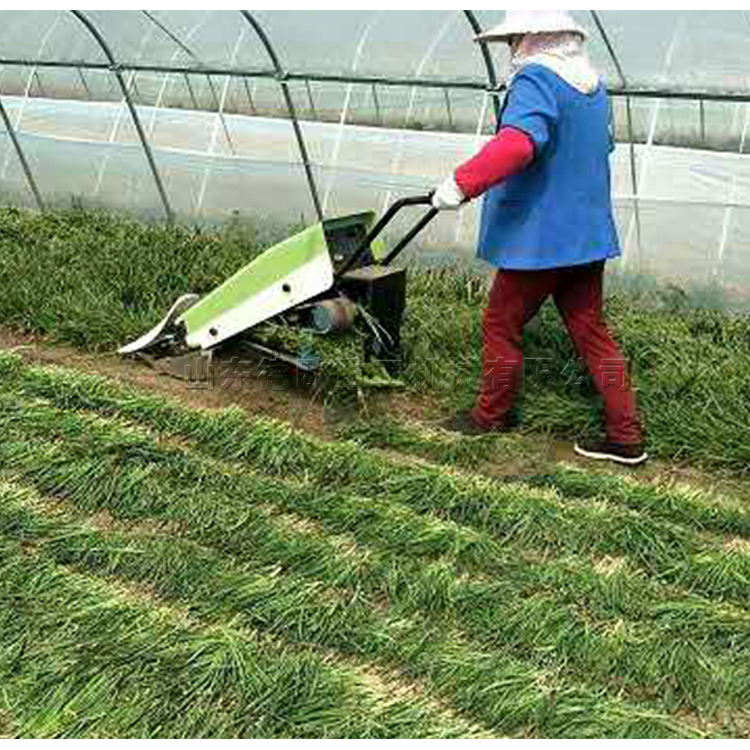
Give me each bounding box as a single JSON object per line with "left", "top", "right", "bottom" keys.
{"left": 0, "top": 329, "right": 573, "bottom": 463}
{"left": 0, "top": 329, "right": 454, "bottom": 440}
{"left": 0, "top": 329, "right": 335, "bottom": 434}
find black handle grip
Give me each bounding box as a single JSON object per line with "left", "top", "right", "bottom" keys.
{"left": 391, "top": 192, "right": 434, "bottom": 208}
{"left": 335, "top": 192, "right": 436, "bottom": 277}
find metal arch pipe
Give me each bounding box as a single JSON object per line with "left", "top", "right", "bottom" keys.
{"left": 239, "top": 10, "right": 323, "bottom": 224}
{"left": 462, "top": 10, "right": 500, "bottom": 127}
{"left": 589, "top": 10, "right": 642, "bottom": 255}
{"left": 590, "top": 11, "right": 627, "bottom": 87}
{"left": 4, "top": 57, "right": 750, "bottom": 104}
{"left": 70, "top": 10, "right": 174, "bottom": 223}
{"left": 0, "top": 93, "right": 45, "bottom": 211}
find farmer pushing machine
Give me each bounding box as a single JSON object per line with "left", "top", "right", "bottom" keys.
{"left": 432, "top": 9, "right": 647, "bottom": 466}
{"left": 121, "top": 10, "right": 646, "bottom": 468}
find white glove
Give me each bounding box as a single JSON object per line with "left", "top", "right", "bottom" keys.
{"left": 431, "top": 174, "right": 466, "bottom": 211}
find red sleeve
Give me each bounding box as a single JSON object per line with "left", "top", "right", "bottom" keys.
{"left": 454, "top": 126, "right": 534, "bottom": 200}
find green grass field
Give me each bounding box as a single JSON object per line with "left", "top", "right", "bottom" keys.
{"left": 1, "top": 208, "right": 750, "bottom": 737}
{"left": 1, "top": 351, "right": 750, "bottom": 737}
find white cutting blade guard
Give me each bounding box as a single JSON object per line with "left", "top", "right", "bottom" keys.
{"left": 118, "top": 294, "right": 199, "bottom": 355}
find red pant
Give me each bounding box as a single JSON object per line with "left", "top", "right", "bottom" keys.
{"left": 471, "top": 262, "right": 642, "bottom": 444}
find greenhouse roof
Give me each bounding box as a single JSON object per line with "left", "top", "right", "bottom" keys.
{"left": 0, "top": 10, "right": 749, "bottom": 100}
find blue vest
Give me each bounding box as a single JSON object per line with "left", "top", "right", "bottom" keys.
{"left": 477, "top": 64, "right": 621, "bottom": 270}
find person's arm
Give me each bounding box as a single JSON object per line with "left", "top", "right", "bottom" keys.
{"left": 432, "top": 68, "right": 558, "bottom": 210}
{"left": 432, "top": 128, "right": 533, "bottom": 210}
{"left": 454, "top": 127, "right": 534, "bottom": 199}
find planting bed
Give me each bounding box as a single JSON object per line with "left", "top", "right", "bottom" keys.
{"left": 1, "top": 207, "right": 749, "bottom": 469}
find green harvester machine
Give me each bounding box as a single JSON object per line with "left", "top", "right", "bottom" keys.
{"left": 120, "top": 194, "right": 437, "bottom": 379}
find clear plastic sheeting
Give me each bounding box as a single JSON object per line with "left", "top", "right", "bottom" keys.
{"left": 1, "top": 10, "right": 750, "bottom": 303}
{"left": 592, "top": 11, "right": 750, "bottom": 93}
{"left": 0, "top": 11, "right": 105, "bottom": 66}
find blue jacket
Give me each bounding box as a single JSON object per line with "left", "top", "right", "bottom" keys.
{"left": 477, "top": 64, "right": 621, "bottom": 270}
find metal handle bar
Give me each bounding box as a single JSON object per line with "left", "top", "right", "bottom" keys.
{"left": 381, "top": 205, "right": 439, "bottom": 266}
{"left": 335, "top": 192, "right": 436, "bottom": 277}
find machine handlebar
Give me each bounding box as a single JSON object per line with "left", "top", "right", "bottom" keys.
{"left": 334, "top": 192, "right": 438, "bottom": 277}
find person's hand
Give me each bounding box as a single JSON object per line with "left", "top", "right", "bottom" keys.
{"left": 431, "top": 175, "right": 465, "bottom": 211}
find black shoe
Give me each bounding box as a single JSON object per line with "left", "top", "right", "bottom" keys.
{"left": 439, "top": 410, "right": 509, "bottom": 436}
{"left": 574, "top": 439, "right": 648, "bottom": 466}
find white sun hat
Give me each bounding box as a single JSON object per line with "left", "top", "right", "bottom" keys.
{"left": 475, "top": 10, "right": 589, "bottom": 42}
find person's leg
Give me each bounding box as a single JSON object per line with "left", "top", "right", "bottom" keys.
{"left": 553, "top": 262, "right": 643, "bottom": 446}
{"left": 470, "top": 268, "right": 553, "bottom": 429}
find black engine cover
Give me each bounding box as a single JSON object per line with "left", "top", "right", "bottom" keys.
{"left": 337, "top": 265, "right": 407, "bottom": 375}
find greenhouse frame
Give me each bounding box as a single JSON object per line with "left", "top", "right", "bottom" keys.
{"left": 2, "top": 10, "right": 750, "bottom": 299}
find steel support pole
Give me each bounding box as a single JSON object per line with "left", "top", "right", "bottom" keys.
{"left": 371, "top": 83, "right": 382, "bottom": 125}
{"left": 1, "top": 56, "right": 749, "bottom": 105}
{"left": 463, "top": 10, "right": 501, "bottom": 128}
{"left": 77, "top": 67, "right": 92, "bottom": 99}
{"left": 304, "top": 80, "right": 318, "bottom": 119}
{"left": 443, "top": 88, "right": 454, "bottom": 130}
{"left": 239, "top": 10, "right": 323, "bottom": 224}
{"left": 0, "top": 92, "right": 45, "bottom": 211}
{"left": 71, "top": 10, "right": 174, "bottom": 223}
{"left": 32, "top": 70, "right": 46, "bottom": 98}
{"left": 183, "top": 74, "right": 199, "bottom": 110}
{"left": 243, "top": 78, "right": 257, "bottom": 114}
{"left": 590, "top": 10, "right": 642, "bottom": 257}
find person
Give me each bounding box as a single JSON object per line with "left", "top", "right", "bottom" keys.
{"left": 432, "top": 10, "right": 647, "bottom": 466}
